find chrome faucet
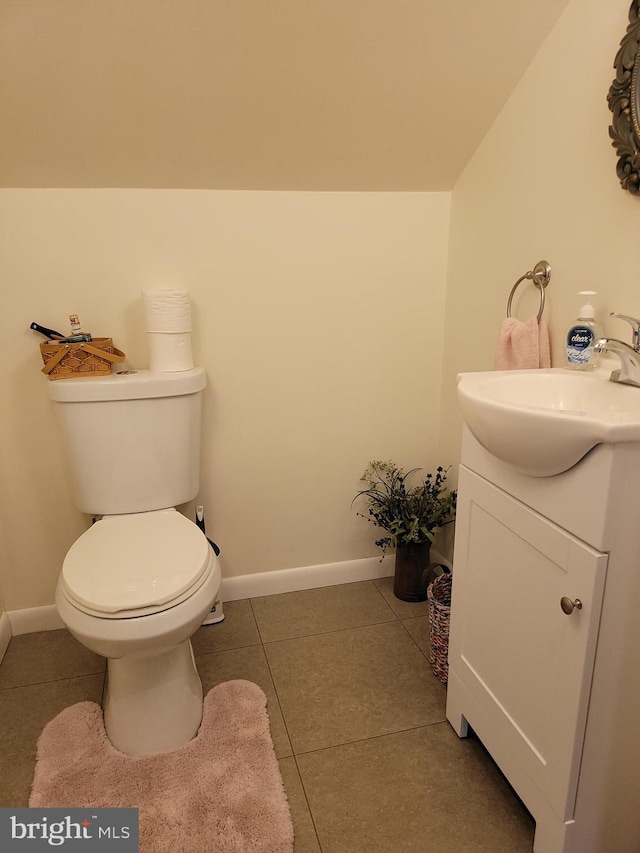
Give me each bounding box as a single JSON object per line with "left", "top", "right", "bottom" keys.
{"left": 595, "top": 312, "right": 640, "bottom": 387}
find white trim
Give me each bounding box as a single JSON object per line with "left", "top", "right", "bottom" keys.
{"left": 220, "top": 555, "right": 395, "bottom": 601}
{"left": 0, "top": 611, "right": 11, "bottom": 663}
{"left": 8, "top": 604, "right": 65, "bottom": 636}
{"left": 4, "top": 551, "right": 452, "bottom": 634}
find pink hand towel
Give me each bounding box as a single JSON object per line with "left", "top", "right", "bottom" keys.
{"left": 495, "top": 316, "right": 551, "bottom": 370}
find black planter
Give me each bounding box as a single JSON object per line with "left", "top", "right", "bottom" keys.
{"left": 393, "top": 541, "right": 433, "bottom": 602}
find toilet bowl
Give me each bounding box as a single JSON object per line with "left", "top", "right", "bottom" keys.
{"left": 55, "top": 508, "right": 222, "bottom": 755}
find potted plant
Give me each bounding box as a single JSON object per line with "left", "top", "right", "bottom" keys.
{"left": 353, "top": 460, "right": 457, "bottom": 602}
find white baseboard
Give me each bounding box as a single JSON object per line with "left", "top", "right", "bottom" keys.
{"left": 0, "top": 611, "right": 12, "bottom": 663}
{"left": 220, "top": 554, "right": 394, "bottom": 601}
{"left": 8, "top": 604, "right": 65, "bottom": 636}
{"left": 5, "top": 551, "right": 449, "bottom": 635}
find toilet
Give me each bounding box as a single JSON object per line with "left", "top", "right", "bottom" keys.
{"left": 47, "top": 367, "right": 221, "bottom": 756}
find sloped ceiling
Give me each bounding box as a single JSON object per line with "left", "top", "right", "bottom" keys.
{"left": 0, "top": 0, "right": 571, "bottom": 190}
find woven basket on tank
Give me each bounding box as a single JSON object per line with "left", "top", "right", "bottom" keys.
{"left": 40, "top": 338, "right": 125, "bottom": 380}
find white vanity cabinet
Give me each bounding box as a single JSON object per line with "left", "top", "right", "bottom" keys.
{"left": 446, "top": 428, "right": 640, "bottom": 853}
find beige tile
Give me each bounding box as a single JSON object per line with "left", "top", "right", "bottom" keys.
{"left": 402, "top": 615, "right": 431, "bottom": 659}
{"left": 265, "top": 621, "right": 446, "bottom": 753}
{"left": 196, "top": 644, "right": 292, "bottom": 758}
{"left": 0, "top": 674, "right": 106, "bottom": 807}
{"left": 252, "top": 581, "right": 396, "bottom": 643}
{"left": 0, "top": 629, "right": 105, "bottom": 689}
{"left": 278, "top": 757, "right": 322, "bottom": 853}
{"left": 296, "top": 723, "right": 535, "bottom": 853}
{"left": 373, "top": 576, "right": 431, "bottom": 618}
{"left": 191, "top": 599, "right": 261, "bottom": 655}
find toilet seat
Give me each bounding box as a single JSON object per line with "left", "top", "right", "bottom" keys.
{"left": 61, "top": 509, "right": 213, "bottom": 619}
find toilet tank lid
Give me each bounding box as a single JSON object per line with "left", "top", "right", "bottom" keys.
{"left": 47, "top": 367, "right": 206, "bottom": 402}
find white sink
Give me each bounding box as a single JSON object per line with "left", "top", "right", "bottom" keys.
{"left": 457, "top": 367, "right": 640, "bottom": 476}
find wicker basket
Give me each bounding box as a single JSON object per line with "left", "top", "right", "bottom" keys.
{"left": 40, "top": 338, "right": 126, "bottom": 380}
{"left": 427, "top": 571, "right": 452, "bottom": 684}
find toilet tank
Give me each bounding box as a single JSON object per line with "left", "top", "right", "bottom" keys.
{"left": 47, "top": 368, "right": 206, "bottom": 515}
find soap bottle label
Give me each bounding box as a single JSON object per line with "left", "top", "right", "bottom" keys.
{"left": 567, "top": 326, "right": 595, "bottom": 365}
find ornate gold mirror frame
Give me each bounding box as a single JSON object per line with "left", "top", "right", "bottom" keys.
{"left": 609, "top": 1, "right": 640, "bottom": 193}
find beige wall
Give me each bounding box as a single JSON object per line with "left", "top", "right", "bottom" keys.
{"left": 440, "top": 0, "right": 637, "bottom": 472}
{"left": 0, "top": 190, "right": 450, "bottom": 611}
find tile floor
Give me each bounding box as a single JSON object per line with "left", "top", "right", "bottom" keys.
{"left": 0, "top": 578, "right": 535, "bottom": 852}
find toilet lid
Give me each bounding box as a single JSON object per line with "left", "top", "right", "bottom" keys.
{"left": 62, "top": 510, "right": 211, "bottom": 616}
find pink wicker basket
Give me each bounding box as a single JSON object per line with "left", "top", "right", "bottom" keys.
{"left": 427, "top": 572, "right": 452, "bottom": 684}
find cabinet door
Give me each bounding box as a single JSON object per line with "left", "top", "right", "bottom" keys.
{"left": 447, "top": 467, "right": 607, "bottom": 821}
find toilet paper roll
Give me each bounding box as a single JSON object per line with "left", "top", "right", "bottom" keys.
{"left": 147, "top": 331, "right": 194, "bottom": 372}
{"left": 142, "top": 289, "right": 192, "bottom": 333}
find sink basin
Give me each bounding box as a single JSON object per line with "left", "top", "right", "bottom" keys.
{"left": 457, "top": 368, "right": 640, "bottom": 476}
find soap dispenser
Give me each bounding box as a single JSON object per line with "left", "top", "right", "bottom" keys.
{"left": 566, "top": 291, "right": 602, "bottom": 371}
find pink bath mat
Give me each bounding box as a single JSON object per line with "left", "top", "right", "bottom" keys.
{"left": 30, "top": 680, "right": 294, "bottom": 852}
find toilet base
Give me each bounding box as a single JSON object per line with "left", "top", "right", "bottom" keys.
{"left": 104, "top": 639, "right": 203, "bottom": 755}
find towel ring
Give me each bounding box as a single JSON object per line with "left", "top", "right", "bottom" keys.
{"left": 506, "top": 260, "right": 551, "bottom": 322}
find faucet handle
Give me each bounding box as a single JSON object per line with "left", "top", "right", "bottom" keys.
{"left": 610, "top": 312, "right": 640, "bottom": 349}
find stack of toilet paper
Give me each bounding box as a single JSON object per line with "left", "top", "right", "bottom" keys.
{"left": 142, "top": 290, "right": 193, "bottom": 372}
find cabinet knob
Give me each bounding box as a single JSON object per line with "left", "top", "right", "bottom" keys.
{"left": 560, "top": 596, "right": 583, "bottom": 615}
